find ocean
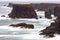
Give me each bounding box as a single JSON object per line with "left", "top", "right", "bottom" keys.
{"left": 0, "top": 6, "right": 58, "bottom": 40}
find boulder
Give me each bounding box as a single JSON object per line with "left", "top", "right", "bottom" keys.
{"left": 8, "top": 4, "right": 38, "bottom": 19}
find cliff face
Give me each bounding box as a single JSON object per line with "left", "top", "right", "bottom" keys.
{"left": 45, "top": 8, "right": 52, "bottom": 19}
{"left": 32, "top": 3, "right": 56, "bottom": 11}
{"left": 32, "top": 3, "right": 60, "bottom": 19}
{"left": 8, "top": 4, "right": 37, "bottom": 19}
{"left": 54, "top": 6, "right": 60, "bottom": 17}
{"left": 8, "top": 3, "right": 60, "bottom": 19}
{"left": 40, "top": 7, "right": 60, "bottom": 37}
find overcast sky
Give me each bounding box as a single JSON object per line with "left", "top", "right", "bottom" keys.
{"left": 0, "top": 0, "right": 60, "bottom": 3}
{"left": 0, "top": 0, "right": 60, "bottom": 5}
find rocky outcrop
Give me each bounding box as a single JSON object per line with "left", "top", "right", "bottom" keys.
{"left": 8, "top": 4, "right": 38, "bottom": 19}
{"left": 1, "top": 15, "right": 5, "bottom": 17}
{"left": 45, "top": 8, "right": 52, "bottom": 19}
{"left": 8, "top": 3, "right": 60, "bottom": 19}
{"left": 54, "top": 5, "right": 60, "bottom": 17}
{"left": 39, "top": 5, "right": 60, "bottom": 37}
{"left": 32, "top": 3, "right": 60, "bottom": 19}
{"left": 8, "top": 3, "right": 13, "bottom": 7}
{"left": 39, "top": 13, "right": 60, "bottom": 37}
{"left": 9, "top": 23, "right": 34, "bottom": 29}
{"left": 32, "top": 3, "right": 57, "bottom": 11}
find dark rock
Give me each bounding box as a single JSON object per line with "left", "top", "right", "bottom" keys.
{"left": 39, "top": 4, "right": 60, "bottom": 37}
{"left": 26, "top": 24, "right": 34, "bottom": 29}
{"left": 10, "top": 23, "right": 27, "bottom": 27}
{"left": 48, "top": 34, "right": 54, "bottom": 37}
{"left": 1, "top": 15, "right": 5, "bottom": 17}
{"left": 8, "top": 3, "right": 13, "bottom": 7}
{"left": 40, "top": 16, "right": 42, "bottom": 18}
{"left": 32, "top": 3, "right": 60, "bottom": 18}
{"left": 9, "top": 23, "right": 34, "bottom": 29}
{"left": 54, "top": 5, "right": 60, "bottom": 17}
{"left": 40, "top": 16, "right": 60, "bottom": 37}
{"left": 8, "top": 4, "right": 38, "bottom": 19}
{"left": 45, "top": 8, "right": 52, "bottom": 19}
{"left": 8, "top": 3, "right": 60, "bottom": 19}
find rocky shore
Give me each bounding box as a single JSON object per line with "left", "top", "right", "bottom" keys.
{"left": 39, "top": 5, "right": 60, "bottom": 37}
{"left": 9, "top": 23, "right": 34, "bottom": 29}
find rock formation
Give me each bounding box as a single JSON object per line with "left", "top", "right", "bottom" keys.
{"left": 8, "top": 3, "right": 13, "bottom": 7}
{"left": 9, "top": 23, "right": 34, "bottom": 29}
{"left": 1, "top": 15, "right": 5, "bottom": 17}
{"left": 54, "top": 5, "right": 60, "bottom": 17}
{"left": 45, "top": 8, "right": 52, "bottom": 19}
{"left": 32, "top": 3, "right": 60, "bottom": 19}
{"left": 8, "top": 4, "right": 38, "bottom": 19}
{"left": 39, "top": 5, "right": 60, "bottom": 37}
{"left": 39, "top": 14, "right": 60, "bottom": 37}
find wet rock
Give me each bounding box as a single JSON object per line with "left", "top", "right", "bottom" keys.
{"left": 26, "top": 24, "right": 34, "bottom": 29}
{"left": 8, "top": 4, "right": 38, "bottom": 19}
{"left": 49, "top": 34, "right": 54, "bottom": 37}
{"left": 9, "top": 23, "right": 34, "bottom": 29}
{"left": 39, "top": 4, "right": 60, "bottom": 37}
{"left": 40, "top": 15, "right": 60, "bottom": 37}
{"left": 1, "top": 15, "right": 5, "bottom": 17}
{"left": 40, "top": 26, "right": 55, "bottom": 37}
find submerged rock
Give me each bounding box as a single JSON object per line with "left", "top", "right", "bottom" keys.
{"left": 8, "top": 4, "right": 38, "bottom": 19}
{"left": 9, "top": 23, "right": 34, "bottom": 29}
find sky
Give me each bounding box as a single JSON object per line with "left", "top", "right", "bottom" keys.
{"left": 0, "top": 0, "right": 60, "bottom": 3}
{"left": 0, "top": 0, "right": 60, "bottom": 6}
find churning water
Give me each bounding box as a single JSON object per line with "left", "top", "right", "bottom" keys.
{"left": 0, "top": 6, "right": 58, "bottom": 40}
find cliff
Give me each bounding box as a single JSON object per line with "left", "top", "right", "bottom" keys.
{"left": 32, "top": 3, "right": 60, "bottom": 19}
{"left": 8, "top": 4, "right": 38, "bottom": 19}
{"left": 39, "top": 6, "right": 60, "bottom": 37}
{"left": 8, "top": 3, "right": 60, "bottom": 19}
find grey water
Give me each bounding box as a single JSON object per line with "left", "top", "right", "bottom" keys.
{"left": 0, "top": 6, "right": 54, "bottom": 40}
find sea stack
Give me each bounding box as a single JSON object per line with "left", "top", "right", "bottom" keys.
{"left": 45, "top": 8, "right": 52, "bottom": 19}
{"left": 54, "top": 5, "right": 60, "bottom": 17}
{"left": 8, "top": 4, "right": 38, "bottom": 19}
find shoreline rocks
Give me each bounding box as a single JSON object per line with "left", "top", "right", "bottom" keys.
{"left": 39, "top": 14, "right": 60, "bottom": 37}
{"left": 39, "top": 5, "right": 60, "bottom": 37}
{"left": 9, "top": 23, "right": 34, "bottom": 29}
